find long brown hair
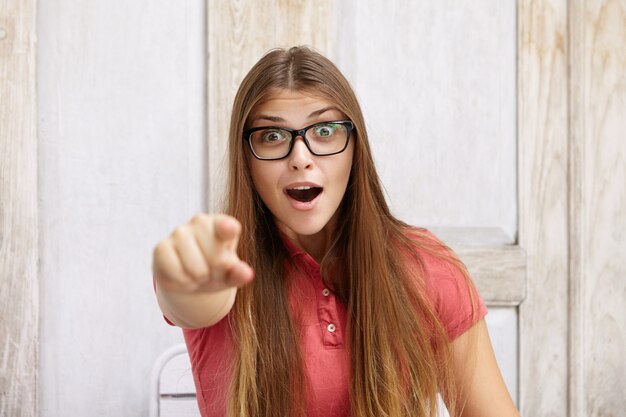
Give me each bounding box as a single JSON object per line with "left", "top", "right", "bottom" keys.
{"left": 224, "top": 46, "right": 476, "bottom": 417}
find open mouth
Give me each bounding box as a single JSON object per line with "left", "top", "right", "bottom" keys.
{"left": 286, "top": 186, "right": 323, "bottom": 203}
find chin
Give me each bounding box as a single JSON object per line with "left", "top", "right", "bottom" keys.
{"left": 280, "top": 216, "right": 330, "bottom": 237}
{"left": 286, "top": 223, "right": 326, "bottom": 237}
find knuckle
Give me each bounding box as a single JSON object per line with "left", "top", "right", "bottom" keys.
{"left": 160, "top": 279, "right": 179, "bottom": 292}
{"left": 159, "top": 271, "right": 197, "bottom": 293}
{"left": 171, "top": 225, "right": 191, "bottom": 240}
{"left": 187, "top": 266, "right": 209, "bottom": 282}
{"left": 153, "top": 241, "right": 166, "bottom": 257}
{"left": 191, "top": 213, "right": 211, "bottom": 227}
{"left": 153, "top": 239, "right": 172, "bottom": 260}
{"left": 156, "top": 272, "right": 180, "bottom": 292}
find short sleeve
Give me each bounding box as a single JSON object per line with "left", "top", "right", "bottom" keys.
{"left": 414, "top": 230, "right": 488, "bottom": 340}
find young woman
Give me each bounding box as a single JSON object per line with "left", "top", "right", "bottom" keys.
{"left": 153, "top": 46, "right": 520, "bottom": 417}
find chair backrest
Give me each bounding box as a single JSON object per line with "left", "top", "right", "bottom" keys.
{"left": 149, "top": 344, "right": 201, "bottom": 417}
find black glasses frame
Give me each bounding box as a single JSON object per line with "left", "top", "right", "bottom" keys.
{"left": 243, "top": 120, "right": 354, "bottom": 161}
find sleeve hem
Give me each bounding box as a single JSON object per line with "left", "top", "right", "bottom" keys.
{"left": 445, "top": 303, "right": 488, "bottom": 341}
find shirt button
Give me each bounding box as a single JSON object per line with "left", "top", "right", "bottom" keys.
{"left": 322, "top": 288, "right": 330, "bottom": 297}
{"left": 327, "top": 323, "right": 336, "bottom": 333}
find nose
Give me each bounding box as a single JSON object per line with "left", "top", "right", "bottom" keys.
{"left": 288, "top": 136, "right": 313, "bottom": 170}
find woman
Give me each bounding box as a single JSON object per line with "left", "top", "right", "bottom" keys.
{"left": 153, "top": 46, "right": 520, "bottom": 417}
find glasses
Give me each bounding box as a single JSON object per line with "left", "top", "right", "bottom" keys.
{"left": 243, "top": 120, "right": 354, "bottom": 160}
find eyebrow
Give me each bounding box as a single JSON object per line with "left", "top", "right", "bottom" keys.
{"left": 253, "top": 106, "right": 340, "bottom": 123}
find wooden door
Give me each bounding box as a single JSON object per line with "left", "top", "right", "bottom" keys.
{"left": 204, "top": 1, "right": 576, "bottom": 416}
{"left": 207, "top": 0, "right": 529, "bottom": 410}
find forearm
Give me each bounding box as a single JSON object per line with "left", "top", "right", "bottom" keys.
{"left": 156, "top": 283, "right": 237, "bottom": 329}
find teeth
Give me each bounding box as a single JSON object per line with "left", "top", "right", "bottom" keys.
{"left": 290, "top": 186, "right": 312, "bottom": 190}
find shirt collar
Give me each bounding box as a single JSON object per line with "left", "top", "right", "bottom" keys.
{"left": 279, "top": 231, "right": 321, "bottom": 271}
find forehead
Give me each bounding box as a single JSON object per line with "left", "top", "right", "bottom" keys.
{"left": 248, "top": 89, "right": 342, "bottom": 124}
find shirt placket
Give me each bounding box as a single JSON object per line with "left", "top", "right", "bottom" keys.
{"left": 308, "top": 264, "right": 344, "bottom": 348}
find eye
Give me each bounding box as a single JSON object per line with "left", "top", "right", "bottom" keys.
{"left": 313, "top": 123, "right": 339, "bottom": 138}
{"left": 261, "top": 130, "right": 288, "bottom": 144}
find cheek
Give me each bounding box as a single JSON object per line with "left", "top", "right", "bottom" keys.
{"left": 248, "top": 160, "right": 266, "bottom": 196}
{"left": 249, "top": 160, "right": 280, "bottom": 201}
{"left": 338, "top": 145, "right": 355, "bottom": 183}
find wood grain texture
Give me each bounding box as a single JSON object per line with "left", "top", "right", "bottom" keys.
{"left": 206, "top": 1, "right": 332, "bottom": 211}
{"left": 457, "top": 246, "right": 526, "bottom": 306}
{"left": 518, "top": 0, "right": 570, "bottom": 416}
{"left": 332, "top": 1, "right": 518, "bottom": 243}
{"left": 569, "top": 1, "right": 626, "bottom": 416}
{"left": 0, "top": 0, "right": 38, "bottom": 416}
{"left": 206, "top": 0, "right": 525, "bottom": 366}
{"left": 206, "top": 1, "right": 525, "bottom": 306}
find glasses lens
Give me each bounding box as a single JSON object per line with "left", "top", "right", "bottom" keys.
{"left": 249, "top": 128, "right": 292, "bottom": 159}
{"left": 305, "top": 122, "right": 349, "bottom": 155}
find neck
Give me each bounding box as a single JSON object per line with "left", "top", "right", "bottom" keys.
{"left": 277, "top": 215, "right": 339, "bottom": 263}
{"left": 297, "top": 232, "right": 331, "bottom": 263}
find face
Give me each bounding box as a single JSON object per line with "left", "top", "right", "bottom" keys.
{"left": 246, "top": 89, "right": 354, "bottom": 241}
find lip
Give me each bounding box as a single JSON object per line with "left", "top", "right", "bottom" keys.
{"left": 284, "top": 181, "right": 323, "bottom": 190}
{"left": 283, "top": 181, "right": 323, "bottom": 211}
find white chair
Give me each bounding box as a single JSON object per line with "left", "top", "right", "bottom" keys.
{"left": 149, "top": 344, "right": 201, "bottom": 417}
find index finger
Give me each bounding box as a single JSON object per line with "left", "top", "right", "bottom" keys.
{"left": 213, "top": 215, "right": 241, "bottom": 251}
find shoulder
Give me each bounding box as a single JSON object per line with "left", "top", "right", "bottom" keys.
{"left": 399, "top": 227, "right": 463, "bottom": 284}
{"left": 400, "top": 227, "right": 488, "bottom": 340}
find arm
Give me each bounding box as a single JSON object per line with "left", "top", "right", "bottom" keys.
{"left": 153, "top": 214, "right": 254, "bottom": 329}
{"left": 154, "top": 279, "right": 237, "bottom": 329}
{"left": 448, "top": 319, "right": 520, "bottom": 417}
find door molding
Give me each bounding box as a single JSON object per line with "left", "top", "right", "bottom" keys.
{"left": 205, "top": 1, "right": 570, "bottom": 415}
{"left": 518, "top": 1, "right": 569, "bottom": 415}
{"left": 0, "top": 1, "right": 39, "bottom": 416}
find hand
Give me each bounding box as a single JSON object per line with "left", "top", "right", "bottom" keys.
{"left": 153, "top": 214, "right": 254, "bottom": 294}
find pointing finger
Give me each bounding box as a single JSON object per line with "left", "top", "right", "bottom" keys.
{"left": 214, "top": 215, "right": 241, "bottom": 250}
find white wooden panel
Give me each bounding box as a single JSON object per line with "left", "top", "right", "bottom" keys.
{"left": 332, "top": 0, "right": 517, "bottom": 244}
{"left": 0, "top": 1, "right": 38, "bottom": 416}
{"left": 437, "top": 309, "right": 517, "bottom": 417}
{"left": 518, "top": 0, "right": 569, "bottom": 415}
{"left": 457, "top": 245, "right": 526, "bottom": 306}
{"left": 206, "top": 5, "right": 524, "bottom": 417}
{"left": 569, "top": 1, "right": 626, "bottom": 416}
{"left": 206, "top": 1, "right": 333, "bottom": 210}
{"left": 485, "top": 307, "right": 518, "bottom": 406}
{"left": 37, "top": 1, "right": 205, "bottom": 415}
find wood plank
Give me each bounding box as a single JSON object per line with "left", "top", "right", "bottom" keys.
{"left": 457, "top": 246, "right": 526, "bottom": 306}
{"left": 569, "top": 1, "right": 626, "bottom": 416}
{"left": 207, "top": 1, "right": 332, "bottom": 210}
{"left": 332, "top": 2, "right": 518, "bottom": 242}
{"left": 518, "top": 0, "right": 569, "bottom": 415}
{"left": 0, "top": 1, "right": 38, "bottom": 416}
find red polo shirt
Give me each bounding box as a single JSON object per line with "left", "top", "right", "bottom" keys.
{"left": 179, "top": 231, "right": 487, "bottom": 417}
